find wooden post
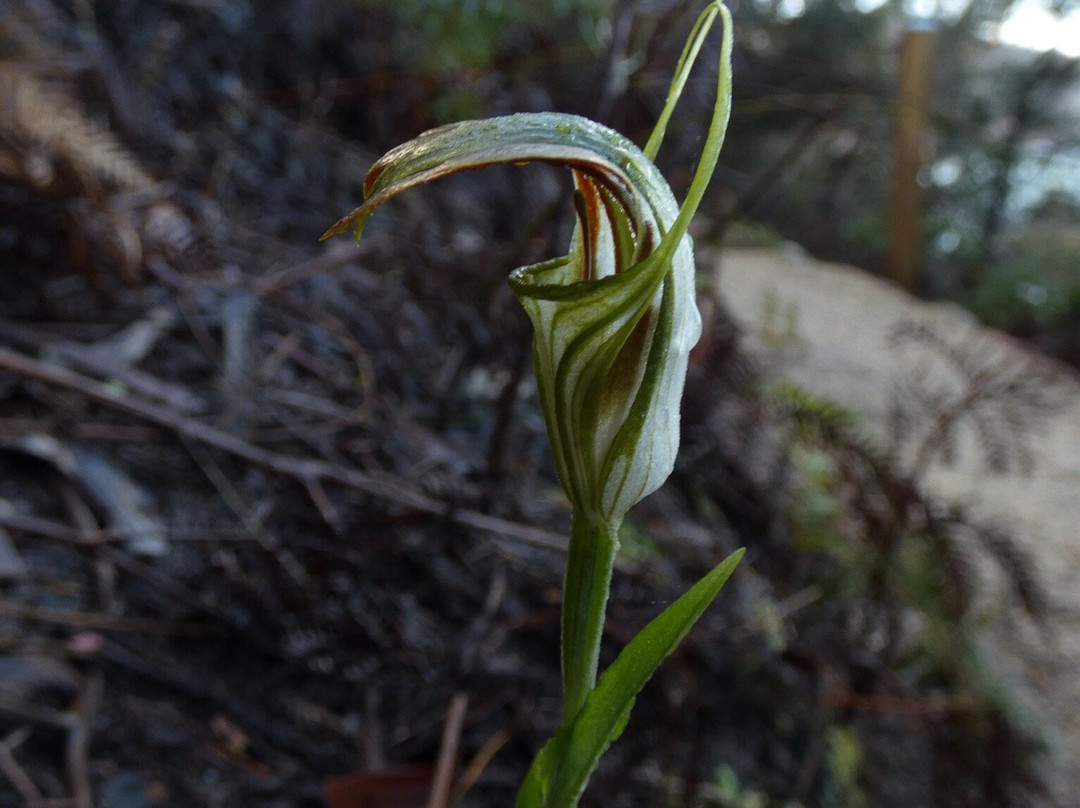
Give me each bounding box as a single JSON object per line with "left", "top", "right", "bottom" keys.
{"left": 887, "top": 22, "right": 936, "bottom": 291}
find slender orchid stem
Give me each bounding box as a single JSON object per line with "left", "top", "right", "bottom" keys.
{"left": 561, "top": 516, "right": 620, "bottom": 721}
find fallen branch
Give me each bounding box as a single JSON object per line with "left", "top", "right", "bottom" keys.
{"left": 0, "top": 346, "right": 568, "bottom": 553}
{"left": 0, "top": 508, "right": 269, "bottom": 546}
{"left": 0, "top": 600, "right": 216, "bottom": 636}
{"left": 0, "top": 318, "right": 207, "bottom": 415}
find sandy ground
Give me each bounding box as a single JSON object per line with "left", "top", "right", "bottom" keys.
{"left": 713, "top": 246, "right": 1080, "bottom": 806}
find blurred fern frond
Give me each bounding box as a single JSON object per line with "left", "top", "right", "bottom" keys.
{"left": 766, "top": 380, "right": 859, "bottom": 433}
{"left": 0, "top": 63, "right": 152, "bottom": 198}
{"left": 888, "top": 320, "right": 1068, "bottom": 476}
{"left": 772, "top": 378, "right": 1049, "bottom": 625}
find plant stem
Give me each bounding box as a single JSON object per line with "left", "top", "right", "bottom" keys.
{"left": 562, "top": 515, "right": 620, "bottom": 722}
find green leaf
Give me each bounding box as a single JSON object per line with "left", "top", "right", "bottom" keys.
{"left": 514, "top": 548, "right": 745, "bottom": 808}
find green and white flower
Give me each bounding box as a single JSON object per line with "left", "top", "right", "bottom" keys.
{"left": 323, "top": 1, "right": 730, "bottom": 529}
{"left": 326, "top": 6, "right": 739, "bottom": 805}
{"left": 509, "top": 114, "right": 702, "bottom": 528}
{"left": 324, "top": 111, "right": 703, "bottom": 527}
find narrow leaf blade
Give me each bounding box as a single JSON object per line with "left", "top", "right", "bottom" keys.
{"left": 515, "top": 548, "right": 745, "bottom": 808}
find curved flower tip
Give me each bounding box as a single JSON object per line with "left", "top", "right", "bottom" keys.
{"left": 325, "top": 3, "right": 733, "bottom": 529}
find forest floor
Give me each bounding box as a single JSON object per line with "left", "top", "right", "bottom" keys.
{"left": 713, "top": 244, "right": 1080, "bottom": 807}
{"left": 1, "top": 2, "right": 1076, "bottom": 806}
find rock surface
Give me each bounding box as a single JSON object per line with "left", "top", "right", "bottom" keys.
{"left": 714, "top": 246, "right": 1080, "bottom": 806}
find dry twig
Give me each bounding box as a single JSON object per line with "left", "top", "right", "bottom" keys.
{"left": 0, "top": 346, "right": 569, "bottom": 552}
{"left": 426, "top": 693, "right": 469, "bottom": 808}
{"left": 0, "top": 728, "right": 42, "bottom": 801}
{"left": 0, "top": 601, "right": 214, "bottom": 636}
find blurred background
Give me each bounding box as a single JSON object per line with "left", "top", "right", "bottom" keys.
{"left": 0, "top": 1, "right": 1078, "bottom": 807}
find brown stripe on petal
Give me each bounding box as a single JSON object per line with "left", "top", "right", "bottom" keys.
{"left": 574, "top": 172, "right": 606, "bottom": 282}
{"left": 563, "top": 160, "right": 641, "bottom": 241}
{"left": 600, "top": 305, "right": 655, "bottom": 413}
{"left": 363, "top": 161, "right": 388, "bottom": 196}
{"left": 634, "top": 221, "right": 657, "bottom": 264}
{"left": 572, "top": 186, "right": 593, "bottom": 282}
{"left": 598, "top": 185, "right": 636, "bottom": 274}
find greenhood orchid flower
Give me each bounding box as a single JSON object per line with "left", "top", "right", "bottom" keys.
{"left": 324, "top": 113, "right": 702, "bottom": 527}
{"left": 325, "top": 5, "right": 740, "bottom": 806}
{"left": 513, "top": 116, "right": 703, "bottom": 529}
